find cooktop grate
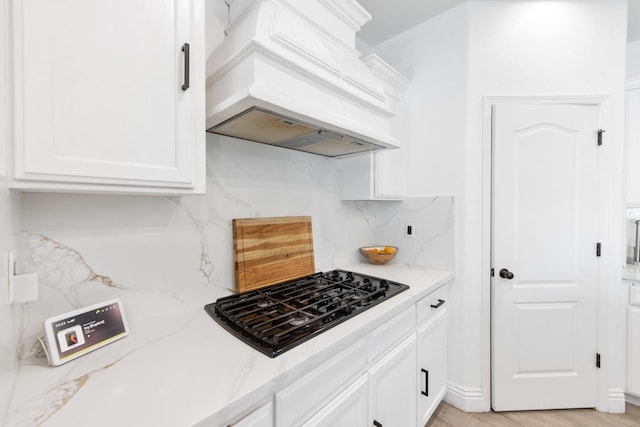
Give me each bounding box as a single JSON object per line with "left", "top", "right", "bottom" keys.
{"left": 204, "top": 269, "right": 409, "bottom": 357}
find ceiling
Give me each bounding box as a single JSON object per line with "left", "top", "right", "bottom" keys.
{"left": 357, "top": 0, "right": 640, "bottom": 47}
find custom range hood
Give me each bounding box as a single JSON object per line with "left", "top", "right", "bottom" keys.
{"left": 205, "top": 0, "right": 398, "bottom": 158}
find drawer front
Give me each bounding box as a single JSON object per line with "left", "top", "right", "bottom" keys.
{"left": 230, "top": 401, "right": 274, "bottom": 427}
{"left": 416, "top": 284, "right": 448, "bottom": 326}
{"left": 301, "top": 375, "right": 368, "bottom": 427}
{"left": 367, "top": 305, "right": 416, "bottom": 363}
{"left": 275, "top": 339, "right": 367, "bottom": 427}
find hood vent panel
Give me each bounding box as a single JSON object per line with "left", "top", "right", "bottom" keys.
{"left": 206, "top": 0, "right": 400, "bottom": 158}
{"left": 209, "top": 107, "right": 383, "bottom": 157}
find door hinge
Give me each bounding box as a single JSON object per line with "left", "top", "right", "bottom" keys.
{"left": 491, "top": 268, "right": 494, "bottom": 277}
{"left": 597, "top": 129, "right": 605, "bottom": 146}
{"left": 596, "top": 353, "right": 601, "bottom": 368}
{"left": 596, "top": 242, "right": 601, "bottom": 257}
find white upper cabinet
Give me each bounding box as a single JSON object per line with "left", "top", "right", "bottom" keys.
{"left": 10, "top": 0, "right": 205, "bottom": 194}
{"left": 338, "top": 54, "right": 408, "bottom": 201}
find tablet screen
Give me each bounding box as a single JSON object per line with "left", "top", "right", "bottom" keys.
{"left": 47, "top": 300, "right": 127, "bottom": 364}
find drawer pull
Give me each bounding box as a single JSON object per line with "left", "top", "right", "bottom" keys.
{"left": 421, "top": 368, "right": 429, "bottom": 396}
{"left": 430, "top": 299, "right": 445, "bottom": 309}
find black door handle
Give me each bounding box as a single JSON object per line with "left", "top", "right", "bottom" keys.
{"left": 430, "top": 299, "right": 445, "bottom": 309}
{"left": 373, "top": 421, "right": 382, "bottom": 427}
{"left": 181, "top": 42, "right": 190, "bottom": 91}
{"left": 421, "top": 368, "right": 429, "bottom": 396}
{"left": 499, "top": 268, "right": 514, "bottom": 280}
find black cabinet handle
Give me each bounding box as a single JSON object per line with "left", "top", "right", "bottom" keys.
{"left": 373, "top": 421, "right": 382, "bottom": 427}
{"left": 181, "top": 42, "right": 190, "bottom": 91}
{"left": 421, "top": 368, "right": 429, "bottom": 396}
{"left": 430, "top": 299, "right": 445, "bottom": 309}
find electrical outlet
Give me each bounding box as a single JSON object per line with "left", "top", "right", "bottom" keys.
{"left": 405, "top": 224, "right": 415, "bottom": 238}
{"left": 6, "top": 250, "right": 38, "bottom": 304}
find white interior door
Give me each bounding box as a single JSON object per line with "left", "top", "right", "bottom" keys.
{"left": 491, "top": 103, "right": 600, "bottom": 411}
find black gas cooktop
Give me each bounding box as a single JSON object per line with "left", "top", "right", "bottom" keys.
{"left": 204, "top": 269, "right": 409, "bottom": 357}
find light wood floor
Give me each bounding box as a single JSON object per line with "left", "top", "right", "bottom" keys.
{"left": 426, "top": 402, "right": 640, "bottom": 427}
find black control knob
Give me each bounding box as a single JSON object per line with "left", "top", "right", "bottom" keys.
{"left": 341, "top": 301, "right": 352, "bottom": 315}
{"left": 499, "top": 268, "right": 514, "bottom": 280}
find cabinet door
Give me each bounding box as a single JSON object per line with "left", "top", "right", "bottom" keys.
{"left": 302, "top": 375, "right": 368, "bottom": 427}
{"left": 374, "top": 150, "right": 404, "bottom": 199}
{"left": 337, "top": 151, "right": 403, "bottom": 200}
{"left": 368, "top": 334, "right": 416, "bottom": 427}
{"left": 416, "top": 307, "right": 447, "bottom": 426}
{"left": 275, "top": 339, "right": 367, "bottom": 427}
{"left": 629, "top": 306, "right": 640, "bottom": 397}
{"left": 12, "top": 0, "right": 204, "bottom": 192}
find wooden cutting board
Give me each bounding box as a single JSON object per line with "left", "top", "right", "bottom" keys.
{"left": 233, "top": 216, "right": 315, "bottom": 292}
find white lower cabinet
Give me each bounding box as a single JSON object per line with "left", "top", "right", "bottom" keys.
{"left": 302, "top": 375, "right": 369, "bottom": 427}
{"left": 275, "top": 339, "right": 367, "bottom": 427}
{"left": 229, "top": 401, "right": 274, "bottom": 427}
{"left": 416, "top": 308, "right": 447, "bottom": 426}
{"left": 629, "top": 305, "right": 640, "bottom": 397}
{"left": 625, "top": 281, "right": 640, "bottom": 398}
{"left": 369, "top": 334, "right": 417, "bottom": 427}
{"left": 253, "top": 282, "right": 449, "bottom": 427}
{"left": 301, "top": 334, "right": 420, "bottom": 427}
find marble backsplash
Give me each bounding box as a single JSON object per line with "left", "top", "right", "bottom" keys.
{"left": 0, "top": 180, "right": 23, "bottom": 425}
{"left": 0, "top": 135, "right": 453, "bottom": 424}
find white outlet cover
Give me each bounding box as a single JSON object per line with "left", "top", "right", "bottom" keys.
{"left": 405, "top": 224, "right": 415, "bottom": 238}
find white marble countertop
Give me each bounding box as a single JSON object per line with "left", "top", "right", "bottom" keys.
{"left": 5, "top": 263, "right": 454, "bottom": 427}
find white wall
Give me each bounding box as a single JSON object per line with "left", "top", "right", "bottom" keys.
{"left": 372, "top": 0, "right": 628, "bottom": 412}
{"left": 467, "top": 0, "right": 627, "bottom": 412}
{"left": 0, "top": 181, "right": 21, "bottom": 427}
{"left": 0, "top": 0, "right": 23, "bottom": 421}
{"left": 371, "top": 0, "right": 472, "bottom": 408}
{"left": 628, "top": 39, "right": 640, "bottom": 79}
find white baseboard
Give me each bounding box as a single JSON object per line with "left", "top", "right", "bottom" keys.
{"left": 444, "top": 381, "right": 488, "bottom": 412}
{"left": 627, "top": 393, "right": 640, "bottom": 407}
{"left": 607, "top": 388, "right": 626, "bottom": 413}
{"left": 444, "top": 382, "right": 628, "bottom": 413}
